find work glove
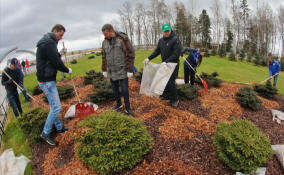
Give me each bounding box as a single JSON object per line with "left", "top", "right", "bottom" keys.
{"left": 127, "top": 72, "right": 133, "bottom": 78}
{"left": 68, "top": 68, "right": 72, "bottom": 74}
{"left": 161, "top": 62, "right": 167, "bottom": 66}
{"left": 103, "top": 72, "right": 108, "bottom": 78}
{"left": 60, "top": 48, "right": 67, "bottom": 55}
{"left": 144, "top": 58, "right": 150, "bottom": 65}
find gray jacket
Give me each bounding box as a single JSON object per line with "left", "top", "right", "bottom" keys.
{"left": 102, "top": 32, "right": 135, "bottom": 81}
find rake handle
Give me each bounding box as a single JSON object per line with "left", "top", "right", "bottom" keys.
{"left": 2, "top": 70, "right": 45, "bottom": 107}
{"left": 259, "top": 73, "right": 279, "bottom": 84}
{"left": 62, "top": 42, "right": 81, "bottom": 103}
{"left": 182, "top": 56, "right": 204, "bottom": 82}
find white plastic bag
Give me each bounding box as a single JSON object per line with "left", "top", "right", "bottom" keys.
{"left": 140, "top": 62, "right": 177, "bottom": 97}
{"left": 271, "top": 109, "right": 284, "bottom": 125}
{"left": 236, "top": 167, "right": 266, "bottom": 175}
{"left": 272, "top": 144, "right": 284, "bottom": 170}
{"left": 64, "top": 102, "right": 98, "bottom": 118}
{"left": 0, "top": 149, "right": 30, "bottom": 175}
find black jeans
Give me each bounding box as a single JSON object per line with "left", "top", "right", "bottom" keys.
{"left": 162, "top": 64, "right": 179, "bottom": 102}
{"left": 184, "top": 64, "right": 196, "bottom": 85}
{"left": 110, "top": 78, "right": 130, "bottom": 111}
{"left": 7, "top": 91, "right": 22, "bottom": 117}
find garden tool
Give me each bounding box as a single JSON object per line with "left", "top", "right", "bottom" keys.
{"left": 182, "top": 56, "right": 208, "bottom": 91}
{"left": 2, "top": 70, "right": 45, "bottom": 107}
{"left": 62, "top": 42, "right": 97, "bottom": 119}
{"left": 252, "top": 72, "right": 279, "bottom": 85}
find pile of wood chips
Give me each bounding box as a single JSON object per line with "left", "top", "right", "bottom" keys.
{"left": 30, "top": 78, "right": 284, "bottom": 175}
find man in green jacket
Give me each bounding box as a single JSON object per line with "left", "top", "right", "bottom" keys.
{"left": 101, "top": 24, "right": 135, "bottom": 116}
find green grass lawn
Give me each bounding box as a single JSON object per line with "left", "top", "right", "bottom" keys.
{"left": 1, "top": 50, "right": 283, "bottom": 175}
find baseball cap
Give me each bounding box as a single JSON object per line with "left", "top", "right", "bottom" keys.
{"left": 162, "top": 24, "right": 171, "bottom": 31}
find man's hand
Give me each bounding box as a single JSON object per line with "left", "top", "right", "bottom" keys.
{"left": 269, "top": 76, "right": 272, "bottom": 80}
{"left": 161, "top": 62, "right": 166, "bottom": 66}
{"left": 68, "top": 68, "right": 72, "bottom": 74}
{"left": 6, "top": 79, "right": 13, "bottom": 84}
{"left": 127, "top": 72, "right": 133, "bottom": 78}
{"left": 60, "top": 48, "right": 67, "bottom": 55}
{"left": 103, "top": 72, "right": 108, "bottom": 78}
{"left": 144, "top": 58, "right": 150, "bottom": 65}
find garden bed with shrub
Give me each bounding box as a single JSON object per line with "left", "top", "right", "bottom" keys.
{"left": 27, "top": 76, "right": 284, "bottom": 175}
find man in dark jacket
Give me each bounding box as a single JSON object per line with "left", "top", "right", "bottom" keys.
{"left": 11, "top": 58, "right": 30, "bottom": 102}
{"left": 144, "top": 24, "right": 181, "bottom": 107}
{"left": 36, "top": 24, "right": 72, "bottom": 146}
{"left": 1, "top": 58, "right": 23, "bottom": 117}
{"left": 101, "top": 24, "right": 135, "bottom": 116}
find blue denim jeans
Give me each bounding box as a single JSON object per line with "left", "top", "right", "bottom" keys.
{"left": 273, "top": 74, "right": 279, "bottom": 88}
{"left": 7, "top": 91, "right": 22, "bottom": 117}
{"left": 39, "top": 81, "right": 63, "bottom": 135}
{"left": 110, "top": 78, "right": 130, "bottom": 110}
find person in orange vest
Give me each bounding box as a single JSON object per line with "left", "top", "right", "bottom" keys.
{"left": 25, "top": 59, "right": 30, "bottom": 72}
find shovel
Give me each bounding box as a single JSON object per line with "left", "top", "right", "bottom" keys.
{"left": 182, "top": 56, "right": 208, "bottom": 91}
{"left": 62, "top": 42, "right": 97, "bottom": 119}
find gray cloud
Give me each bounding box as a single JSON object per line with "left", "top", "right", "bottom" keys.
{"left": 0, "top": 0, "right": 281, "bottom": 62}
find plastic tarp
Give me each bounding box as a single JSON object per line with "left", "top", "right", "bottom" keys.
{"left": 140, "top": 62, "right": 177, "bottom": 97}
{"left": 64, "top": 102, "right": 98, "bottom": 118}
{"left": 0, "top": 149, "right": 30, "bottom": 175}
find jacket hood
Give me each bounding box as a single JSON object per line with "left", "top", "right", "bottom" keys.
{"left": 37, "top": 32, "right": 57, "bottom": 47}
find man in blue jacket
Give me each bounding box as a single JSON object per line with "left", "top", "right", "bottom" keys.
{"left": 268, "top": 56, "right": 281, "bottom": 88}
{"left": 181, "top": 48, "right": 205, "bottom": 85}
{"left": 144, "top": 24, "right": 181, "bottom": 107}
{"left": 36, "top": 24, "right": 72, "bottom": 146}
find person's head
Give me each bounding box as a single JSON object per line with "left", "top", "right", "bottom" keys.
{"left": 9, "top": 58, "right": 17, "bottom": 70}
{"left": 162, "top": 24, "right": 172, "bottom": 38}
{"left": 197, "top": 49, "right": 205, "bottom": 66}
{"left": 268, "top": 56, "right": 273, "bottom": 64}
{"left": 51, "top": 24, "right": 65, "bottom": 41}
{"left": 101, "top": 24, "right": 115, "bottom": 39}
{"left": 199, "top": 48, "right": 206, "bottom": 56}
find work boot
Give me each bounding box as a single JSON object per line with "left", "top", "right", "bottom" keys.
{"left": 112, "top": 104, "right": 123, "bottom": 111}
{"left": 125, "top": 109, "right": 134, "bottom": 117}
{"left": 40, "top": 132, "right": 58, "bottom": 146}
{"left": 57, "top": 126, "right": 69, "bottom": 134}
{"left": 171, "top": 100, "right": 179, "bottom": 108}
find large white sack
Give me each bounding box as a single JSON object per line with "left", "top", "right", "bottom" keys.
{"left": 140, "top": 62, "right": 177, "bottom": 97}
{"left": 0, "top": 149, "right": 30, "bottom": 175}
{"left": 64, "top": 102, "right": 98, "bottom": 118}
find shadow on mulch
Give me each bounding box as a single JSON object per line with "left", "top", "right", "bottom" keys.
{"left": 55, "top": 140, "right": 75, "bottom": 168}
{"left": 177, "top": 99, "right": 210, "bottom": 119}
{"left": 30, "top": 140, "right": 53, "bottom": 175}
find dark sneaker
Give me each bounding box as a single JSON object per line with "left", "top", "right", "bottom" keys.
{"left": 112, "top": 104, "right": 123, "bottom": 111}
{"left": 171, "top": 100, "right": 179, "bottom": 108}
{"left": 125, "top": 109, "right": 134, "bottom": 116}
{"left": 40, "top": 132, "right": 58, "bottom": 146}
{"left": 57, "top": 126, "right": 69, "bottom": 133}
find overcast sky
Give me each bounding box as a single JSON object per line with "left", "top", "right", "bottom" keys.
{"left": 0, "top": 0, "right": 282, "bottom": 68}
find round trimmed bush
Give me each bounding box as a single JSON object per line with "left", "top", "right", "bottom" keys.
{"left": 76, "top": 110, "right": 153, "bottom": 174}
{"left": 177, "top": 84, "right": 198, "bottom": 100}
{"left": 70, "top": 59, "right": 77, "bottom": 64}
{"left": 213, "top": 120, "right": 273, "bottom": 174}
{"left": 235, "top": 86, "right": 262, "bottom": 111}
{"left": 18, "top": 107, "right": 48, "bottom": 142}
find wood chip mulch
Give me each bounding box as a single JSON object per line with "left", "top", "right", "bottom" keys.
{"left": 29, "top": 77, "right": 284, "bottom": 175}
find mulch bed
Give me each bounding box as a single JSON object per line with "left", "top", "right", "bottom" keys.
{"left": 28, "top": 77, "right": 284, "bottom": 175}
